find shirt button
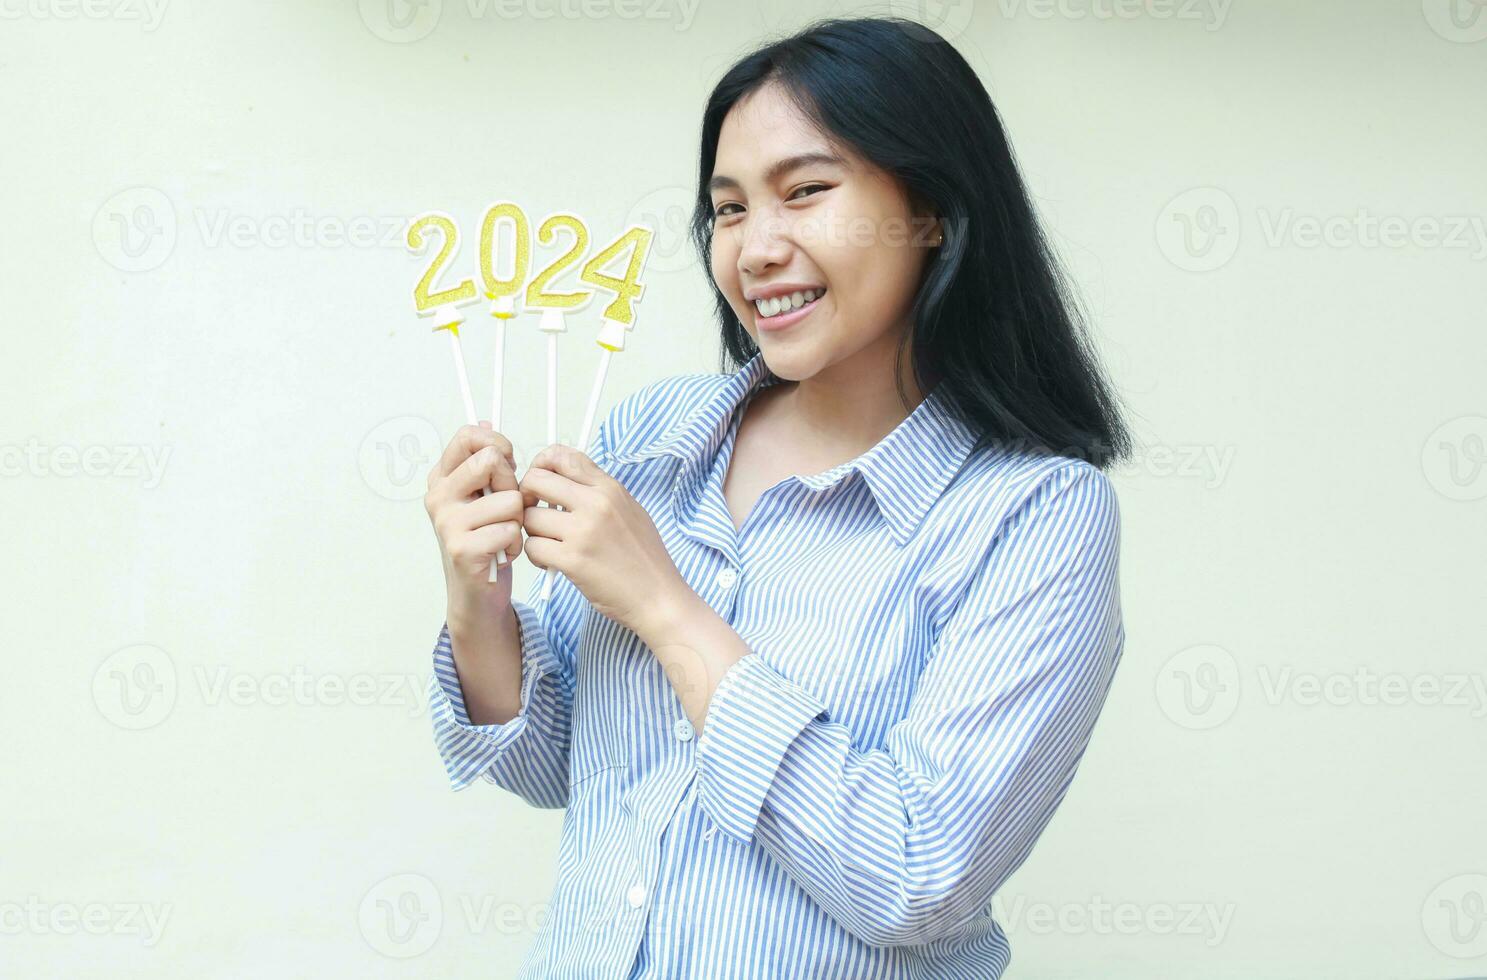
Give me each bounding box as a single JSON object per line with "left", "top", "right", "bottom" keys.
{"left": 673, "top": 718, "right": 693, "bottom": 742}
{"left": 715, "top": 567, "right": 738, "bottom": 589}
{"left": 626, "top": 883, "right": 647, "bottom": 909}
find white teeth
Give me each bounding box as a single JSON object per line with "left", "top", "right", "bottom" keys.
{"left": 754, "top": 288, "right": 823, "bottom": 318}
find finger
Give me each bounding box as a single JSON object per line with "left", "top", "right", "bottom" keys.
{"left": 433, "top": 424, "right": 515, "bottom": 482}
{"left": 446, "top": 445, "right": 519, "bottom": 502}
{"left": 521, "top": 501, "right": 573, "bottom": 542}
{"left": 433, "top": 424, "right": 497, "bottom": 481}
{"left": 450, "top": 488, "right": 525, "bottom": 533}
{"left": 530, "top": 443, "right": 607, "bottom": 488}
{"left": 449, "top": 521, "right": 524, "bottom": 572}
{"left": 522, "top": 534, "right": 562, "bottom": 575}
{"left": 473, "top": 520, "right": 525, "bottom": 565}
{"left": 483, "top": 447, "right": 520, "bottom": 495}
{"left": 519, "top": 465, "right": 585, "bottom": 511}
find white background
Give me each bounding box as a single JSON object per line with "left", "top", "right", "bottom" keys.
{"left": 2, "top": 0, "right": 1484, "bottom": 976}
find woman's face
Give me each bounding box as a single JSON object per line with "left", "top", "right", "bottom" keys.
{"left": 707, "top": 82, "right": 938, "bottom": 383}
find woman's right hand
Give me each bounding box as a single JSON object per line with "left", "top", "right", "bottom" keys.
{"left": 424, "top": 422, "right": 526, "bottom": 626}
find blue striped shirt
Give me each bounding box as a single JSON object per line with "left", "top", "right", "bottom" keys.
{"left": 429, "top": 350, "right": 1124, "bottom": 978}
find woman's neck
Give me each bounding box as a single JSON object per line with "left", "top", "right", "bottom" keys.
{"left": 769, "top": 347, "right": 928, "bottom": 462}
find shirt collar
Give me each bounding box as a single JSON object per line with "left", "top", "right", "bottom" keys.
{"left": 607, "top": 351, "right": 980, "bottom": 547}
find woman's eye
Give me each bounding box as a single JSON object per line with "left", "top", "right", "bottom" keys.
{"left": 712, "top": 186, "right": 825, "bottom": 220}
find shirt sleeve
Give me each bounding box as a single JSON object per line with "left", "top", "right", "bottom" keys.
{"left": 425, "top": 382, "right": 661, "bottom": 804}
{"left": 427, "top": 568, "right": 586, "bottom": 806}
{"left": 692, "top": 461, "right": 1124, "bottom": 948}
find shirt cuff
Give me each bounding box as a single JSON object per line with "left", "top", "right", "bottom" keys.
{"left": 694, "top": 653, "right": 831, "bottom": 845}
{"left": 428, "top": 601, "right": 568, "bottom": 783}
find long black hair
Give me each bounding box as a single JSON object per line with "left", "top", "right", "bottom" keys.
{"left": 690, "top": 16, "right": 1132, "bottom": 468}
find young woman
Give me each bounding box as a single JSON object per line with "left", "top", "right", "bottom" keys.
{"left": 423, "top": 16, "right": 1131, "bottom": 978}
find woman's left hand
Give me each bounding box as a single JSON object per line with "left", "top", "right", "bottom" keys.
{"left": 519, "top": 444, "right": 694, "bottom": 639}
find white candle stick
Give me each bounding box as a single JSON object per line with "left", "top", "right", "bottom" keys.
{"left": 540, "top": 317, "right": 633, "bottom": 601}
{"left": 490, "top": 314, "right": 507, "bottom": 432}
{"left": 406, "top": 212, "right": 507, "bottom": 576}
{"left": 547, "top": 329, "right": 559, "bottom": 446}
{"left": 537, "top": 309, "right": 567, "bottom": 600}
{"left": 436, "top": 306, "right": 508, "bottom": 573}
{"left": 446, "top": 323, "right": 478, "bottom": 424}
{"left": 480, "top": 202, "right": 528, "bottom": 437}
{"left": 485, "top": 296, "right": 517, "bottom": 582}
{"left": 480, "top": 202, "right": 527, "bottom": 582}
{"left": 577, "top": 348, "right": 611, "bottom": 454}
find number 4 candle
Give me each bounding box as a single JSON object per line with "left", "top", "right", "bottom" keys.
{"left": 539, "top": 223, "right": 655, "bottom": 601}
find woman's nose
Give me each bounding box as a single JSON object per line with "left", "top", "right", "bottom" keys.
{"left": 736, "top": 209, "right": 793, "bottom": 276}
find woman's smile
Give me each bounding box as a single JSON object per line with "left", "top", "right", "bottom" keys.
{"left": 752, "top": 287, "right": 827, "bottom": 332}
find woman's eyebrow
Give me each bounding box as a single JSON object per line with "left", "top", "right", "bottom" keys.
{"left": 708, "top": 151, "right": 847, "bottom": 194}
